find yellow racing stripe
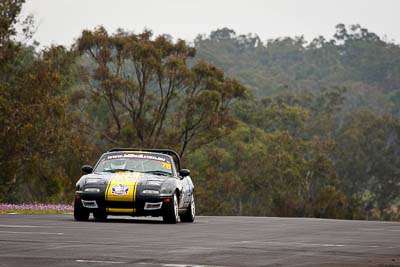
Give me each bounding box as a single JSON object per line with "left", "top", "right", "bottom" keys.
{"left": 105, "top": 172, "right": 141, "bottom": 202}
{"left": 106, "top": 208, "right": 136, "bottom": 213}
{"left": 133, "top": 180, "right": 138, "bottom": 202}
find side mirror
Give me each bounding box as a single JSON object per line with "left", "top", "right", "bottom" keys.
{"left": 179, "top": 169, "right": 190, "bottom": 177}
{"left": 82, "top": 165, "right": 93, "bottom": 174}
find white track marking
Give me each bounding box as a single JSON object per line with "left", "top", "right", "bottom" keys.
{"left": 262, "top": 241, "right": 347, "bottom": 247}
{"left": 76, "top": 259, "right": 125, "bottom": 264}
{"left": 0, "top": 230, "right": 63, "bottom": 235}
{"left": 0, "top": 239, "right": 121, "bottom": 245}
{"left": 162, "top": 264, "right": 226, "bottom": 267}
{"left": 0, "top": 224, "right": 45, "bottom": 228}
{"left": 47, "top": 244, "right": 88, "bottom": 250}
{"left": 359, "top": 228, "right": 400, "bottom": 232}
{"left": 237, "top": 240, "right": 379, "bottom": 248}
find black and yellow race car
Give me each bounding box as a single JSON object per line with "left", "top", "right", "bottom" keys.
{"left": 74, "top": 148, "right": 195, "bottom": 224}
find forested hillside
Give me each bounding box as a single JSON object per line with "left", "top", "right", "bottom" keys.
{"left": 191, "top": 27, "right": 400, "bottom": 219}
{"left": 1, "top": 0, "right": 399, "bottom": 220}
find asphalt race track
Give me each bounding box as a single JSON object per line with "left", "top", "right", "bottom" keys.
{"left": 0, "top": 214, "right": 399, "bottom": 267}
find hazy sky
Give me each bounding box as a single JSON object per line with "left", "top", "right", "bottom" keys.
{"left": 23, "top": 0, "right": 400, "bottom": 47}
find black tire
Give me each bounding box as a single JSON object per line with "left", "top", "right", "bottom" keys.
{"left": 93, "top": 210, "right": 107, "bottom": 221}
{"left": 180, "top": 194, "right": 195, "bottom": 223}
{"left": 163, "top": 193, "right": 179, "bottom": 224}
{"left": 74, "top": 199, "right": 89, "bottom": 221}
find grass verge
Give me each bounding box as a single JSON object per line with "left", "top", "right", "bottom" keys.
{"left": 0, "top": 209, "right": 72, "bottom": 214}
{"left": 0, "top": 203, "right": 73, "bottom": 214}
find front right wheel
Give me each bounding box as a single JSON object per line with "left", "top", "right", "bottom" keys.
{"left": 93, "top": 210, "right": 107, "bottom": 221}
{"left": 74, "top": 199, "right": 89, "bottom": 221}
{"left": 163, "top": 193, "right": 179, "bottom": 224}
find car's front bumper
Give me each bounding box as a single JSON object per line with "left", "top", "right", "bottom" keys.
{"left": 75, "top": 191, "right": 173, "bottom": 216}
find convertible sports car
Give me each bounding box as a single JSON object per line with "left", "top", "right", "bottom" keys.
{"left": 74, "top": 148, "right": 195, "bottom": 224}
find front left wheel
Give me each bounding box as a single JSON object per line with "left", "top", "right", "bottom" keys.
{"left": 163, "top": 193, "right": 179, "bottom": 224}
{"left": 180, "top": 194, "right": 195, "bottom": 223}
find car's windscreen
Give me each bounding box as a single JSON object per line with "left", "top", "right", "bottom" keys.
{"left": 94, "top": 152, "right": 174, "bottom": 175}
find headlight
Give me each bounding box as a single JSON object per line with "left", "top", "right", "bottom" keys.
{"left": 146, "top": 180, "right": 162, "bottom": 186}
{"left": 160, "top": 182, "right": 175, "bottom": 196}
{"left": 142, "top": 189, "right": 160, "bottom": 195}
{"left": 84, "top": 188, "right": 100, "bottom": 192}
{"left": 85, "top": 178, "right": 104, "bottom": 184}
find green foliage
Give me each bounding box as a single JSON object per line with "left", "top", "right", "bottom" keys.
{"left": 313, "top": 186, "right": 347, "bottom": 219}
{"left": 189, "top": 121, "right": 343, "bottom": 217}
{"left": 0, "top": 45, "right": 93, "bottom": 203}
{"left": 0, "top": 1, "right": 93, "bottom": 203}
{"left": 195, "top": 25, "right": 400, "bottom": 99}
{"left": 190, "top": 86, "right": 400, "bottom": 219}
{"left": 334, "top": 111, "right": 400, "bottom": 211}
{"left": 192, "top": 26, "right": 400, "bottom": 220}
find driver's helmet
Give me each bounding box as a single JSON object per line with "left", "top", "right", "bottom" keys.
{"left": 110, "top": 159, "right": 127, "bottom": 170}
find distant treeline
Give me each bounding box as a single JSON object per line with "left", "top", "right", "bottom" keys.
{"left": 1, "top": 0, "right": 399, "bottom": 220}
{"left": 192, "top": 27, "right": 400, "bottom": 220}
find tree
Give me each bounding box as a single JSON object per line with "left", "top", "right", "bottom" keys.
{"left": 0, "top": 0, "right": 92, "bottom": 202}
{"left": 0, "top": 0, "right": 34, "bottom": 73}
{"left": 334, "top": 110, "right": 400, "bottom": 212}
{"left": 76, "top": 27, "right": 247, "bottom": 156}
